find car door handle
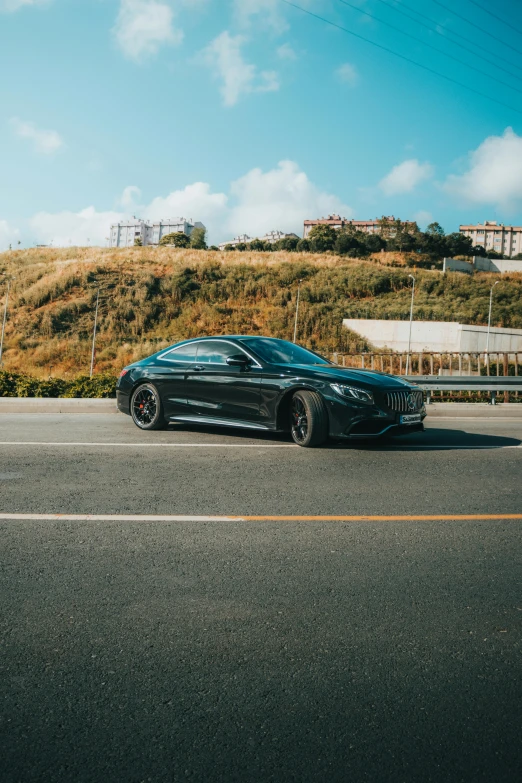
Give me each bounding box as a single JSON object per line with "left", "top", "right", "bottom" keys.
{"left": 193, "top": 365, "right": 205, "bottom": 372}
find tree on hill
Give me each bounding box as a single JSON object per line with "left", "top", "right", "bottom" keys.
{"left": 248, "top": 239, "right": 268, "bottom": 251}
{"left": 296, "top": 238, "right": 310, "bottom": 252}
{"left": 334, "top": 230, "right": 362, "bottom": 256}
{"left": 308, "top": 224, "right": 337, "bottom": 252}
{"left": 134, "top": 237, "right": 143, "bottom": 246}
{"left": 426, "top": 222, "right": 445, "bottom": 236}
{"left": 275, "top": 236, "right": 299, "bottom": 252}
{"left": 445, "top": 232, "right": 474, "bottom": 257}
{"left": 159, "top": 232, "right": 190, "bottom": 248}
{"left": 190, "top": 227, "right": 207, "bottom": 250}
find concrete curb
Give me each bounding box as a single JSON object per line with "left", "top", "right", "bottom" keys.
{"left": 0, "top": 398, "right": 521, "bottom": 417}
{"left": 0, "top": 398, "right": 119, "bottom": 414}
{"left": 426, "top": 403, "right": 522, "bottom": 418}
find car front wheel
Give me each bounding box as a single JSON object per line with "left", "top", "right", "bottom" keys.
{"left": 131, "top": 383, "right": 166, "bottom": 430}
{"left": 290, "top": 390, "right": 328, "bottom": 447}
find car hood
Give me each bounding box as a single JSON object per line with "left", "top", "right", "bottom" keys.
{"left": 278, "top": 364, "right": 417, "bottom": 389}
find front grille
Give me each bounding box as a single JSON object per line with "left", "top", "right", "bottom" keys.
{"left": 385, "top": 390, "right": 424, "bottom": 413}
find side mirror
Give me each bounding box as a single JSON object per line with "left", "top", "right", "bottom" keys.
{"left": 226, "top": 354, "right": 251, "bottom": 368}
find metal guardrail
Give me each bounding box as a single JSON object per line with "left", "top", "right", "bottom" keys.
{"left": 403, "top": 375, "right": 522, "bottom": 405}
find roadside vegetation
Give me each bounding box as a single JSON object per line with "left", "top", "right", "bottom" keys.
{"left": 0, "top": 245, "right": 521, "bottom": 379}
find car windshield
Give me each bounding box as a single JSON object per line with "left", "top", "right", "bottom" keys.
{"left": 240, "top": 338, "right": 330, "bottom": 366}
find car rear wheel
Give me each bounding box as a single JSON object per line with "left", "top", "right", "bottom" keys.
{"left": 290, "top": 390, "right": 328, "bottom": 447}
{"left": 131, "top": 383, "right": 166, "bottom": 430}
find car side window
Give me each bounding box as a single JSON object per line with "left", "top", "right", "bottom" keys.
{"left": 162, "top": 343, "right": 197, "bottom": 363}
{"left": 195, "top": 341, "right": 246, "bottom": 365}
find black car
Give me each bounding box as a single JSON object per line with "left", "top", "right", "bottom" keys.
{"left": 116, "top": 336, "right": 426, "bottom": 447}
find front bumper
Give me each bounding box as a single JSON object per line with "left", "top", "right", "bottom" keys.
{"left": 326, "top": 396, "right": 426, "bottom": 439}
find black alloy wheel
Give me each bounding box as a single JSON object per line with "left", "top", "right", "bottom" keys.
{"left": 290, "top": 390, "right": 328, "bottom": 447}
{"left": 131, "top": 383, "right": 166, "bottom": 430}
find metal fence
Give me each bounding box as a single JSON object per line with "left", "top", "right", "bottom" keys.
{"left": 331, "top": 351, "right": 522, "bottom": 377}
{"left": 330, "top": 351, "right": 522, "bottom": 402}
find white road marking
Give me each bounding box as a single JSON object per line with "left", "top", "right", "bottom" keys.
{"left": 0, "top": 441, "right": 297, "bottom": 448}
{"left": 0, "top": 513, "right": 521, "bottom": 523}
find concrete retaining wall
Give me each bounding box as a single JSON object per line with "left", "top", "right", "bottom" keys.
{"left": 343, "top": 318, "right": 522, "bottom": 353}
{"left": 444, "top": 256, "right": 522, "bottom": 274}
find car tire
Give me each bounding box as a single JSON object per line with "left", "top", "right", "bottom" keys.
{"left": 290, "top": 390, "right": 328, "bottom": 447}
{"left": 130, "top": 383, "right": 167, "bottom": 431}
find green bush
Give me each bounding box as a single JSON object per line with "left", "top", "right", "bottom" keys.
{"left": 0, "top": 371, "right": 117, "bottom": 398}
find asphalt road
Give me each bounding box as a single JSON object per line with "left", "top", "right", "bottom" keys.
{"left": 1, "top": 415, "right": 521, "bottom": 782}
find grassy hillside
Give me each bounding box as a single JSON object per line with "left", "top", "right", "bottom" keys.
{"left": 1, "top": 246, "right": 521, "bottom": 378}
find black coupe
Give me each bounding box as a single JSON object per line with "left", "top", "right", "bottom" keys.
{"left": 116, "top": 336, "right": 426, "bottom": 447}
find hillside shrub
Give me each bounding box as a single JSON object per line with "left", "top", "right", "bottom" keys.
{"left": 0, "top": 371, "right": 117, "bottom": 398}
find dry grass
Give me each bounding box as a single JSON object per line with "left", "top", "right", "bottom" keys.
{"left": 1, "top": 246, "right": 521, "bottom": 378}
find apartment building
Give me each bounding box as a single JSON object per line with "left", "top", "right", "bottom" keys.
{"left": 303, "top": 215, "right": 415, "bottom": 238}
{"left": 218, "top": 230, "right": 298, "bottom": 251}
{"left": 459, "top": 221, "right": 522, "bottom": 258}
{"left": 109, "top": 217, "right": 206, "bottom": 248}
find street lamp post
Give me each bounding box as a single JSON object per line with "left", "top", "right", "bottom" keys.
{"left": 90, "top": 286, "right": 100, "bottom": 378}
{"left": 485, "top": 280, "right": 499, "bottom": 373}
{"left": 0, "top": 276, "right": 15, "bottom": 367}
{"left": 405, "top": 274, "right": 415, "bottom": 375}
{"left": 293, "top": 279, "right": 302, "bottom": 343}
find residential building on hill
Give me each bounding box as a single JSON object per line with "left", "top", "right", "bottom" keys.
{"left": 459, "top": 221, "right": 522, "bottom": 258}
{"left": 218, "top": 230, "right": 298, "bottom": 251}
{"left": 109, "top": 217, "right": 206, "bottom": 247}
{"left": 303, "top": 215, "right": 415, "bottom": 238}
{"left": 218, "top": 234, "right": 253, "bottom": 250}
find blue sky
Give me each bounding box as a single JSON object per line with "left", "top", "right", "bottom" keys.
{"left": 1, "top": 0, "right": 522, "bottom": 248}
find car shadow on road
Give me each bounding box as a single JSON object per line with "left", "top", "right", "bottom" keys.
{"left": 167, "top": 424, "right": 521, "bottom": 451}
{"left": 334, "top": 429, "right": 521, "bottom": 451}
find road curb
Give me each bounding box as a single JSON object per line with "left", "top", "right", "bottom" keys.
{"left": 426, "top": 403, "right": 522, "bottom": 418}
{"left": 0, "top": 398, "right": 521, "bottom": 417}
{"left": 0, "top": 398, "right": 119, "bottom": 414}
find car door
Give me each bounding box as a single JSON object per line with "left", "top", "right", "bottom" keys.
{"left": 146, "top": 341, "right": 197, "bottom": 418}
{"left": 184, "top": 340, "right": 262, "bottom": 424}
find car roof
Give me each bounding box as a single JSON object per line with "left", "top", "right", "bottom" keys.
{"left": 177, "top": 335, "right": 279, "bottom": 343}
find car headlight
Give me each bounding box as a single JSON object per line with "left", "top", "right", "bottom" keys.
{"left": 330, "top": 383, "right": 374, "bottom": 405}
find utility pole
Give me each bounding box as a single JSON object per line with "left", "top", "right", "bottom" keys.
{"left": 293, "top": 279, "right": 302, "bottom": 343}
{"left": 90, "top": 285, "right": 100, "bottom": 378}
{"left": 485, "top": 280, "right": 499, "bottom": 374}
{"left": 0, "top": 276, "right": 15, "bottom": 367}
{"left": 405, "top": 274, "right": 415, "bottom": 375}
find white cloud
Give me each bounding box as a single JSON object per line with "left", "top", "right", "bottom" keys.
{"left": 413, "top": 210, "right": 433, "bottom": 228}
{"left": 10, "top": 117, "right": 63, "bottom": 155}
{"left": 0, "top": 220, "right": 21, "bottom": 250}
{"left": 30, "top": 207, "right": 125, "bottom": 247}
{"left": 120, "top": 185, "right": 142, "bottom": 209}
{"left": 444, "top": 128, "right": 522, "bottom": 209}
{"left": 379, "top": 159, "right": 434, "bottom": 196}
{"left": 113, "top": 0, "right": 183, "bottom": 61}
{"left": 227, "top": 160, "right": 353, "bottom": 238}
{"left": 28, "top": 183, "right": 229, "bottom": 247}
{"left": 336, "top": 62, "right": 359, "bottom": 86}
{"left": 26, "top": 161, "right": 351, "bottom": 246}
{"left": 233, "top": 0, "right": 288, "bottom": 32}
{"left": 277, "top": 43, "right": 297, "bottom": 61}
{"left": 144, "top": 182, "right": 229, "bottom": 235}
{"left": 198, "top": 31, "right": 279, "bottom": 107}
{"left": 0, "top": 0, "right": 48, "bottom": 11}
